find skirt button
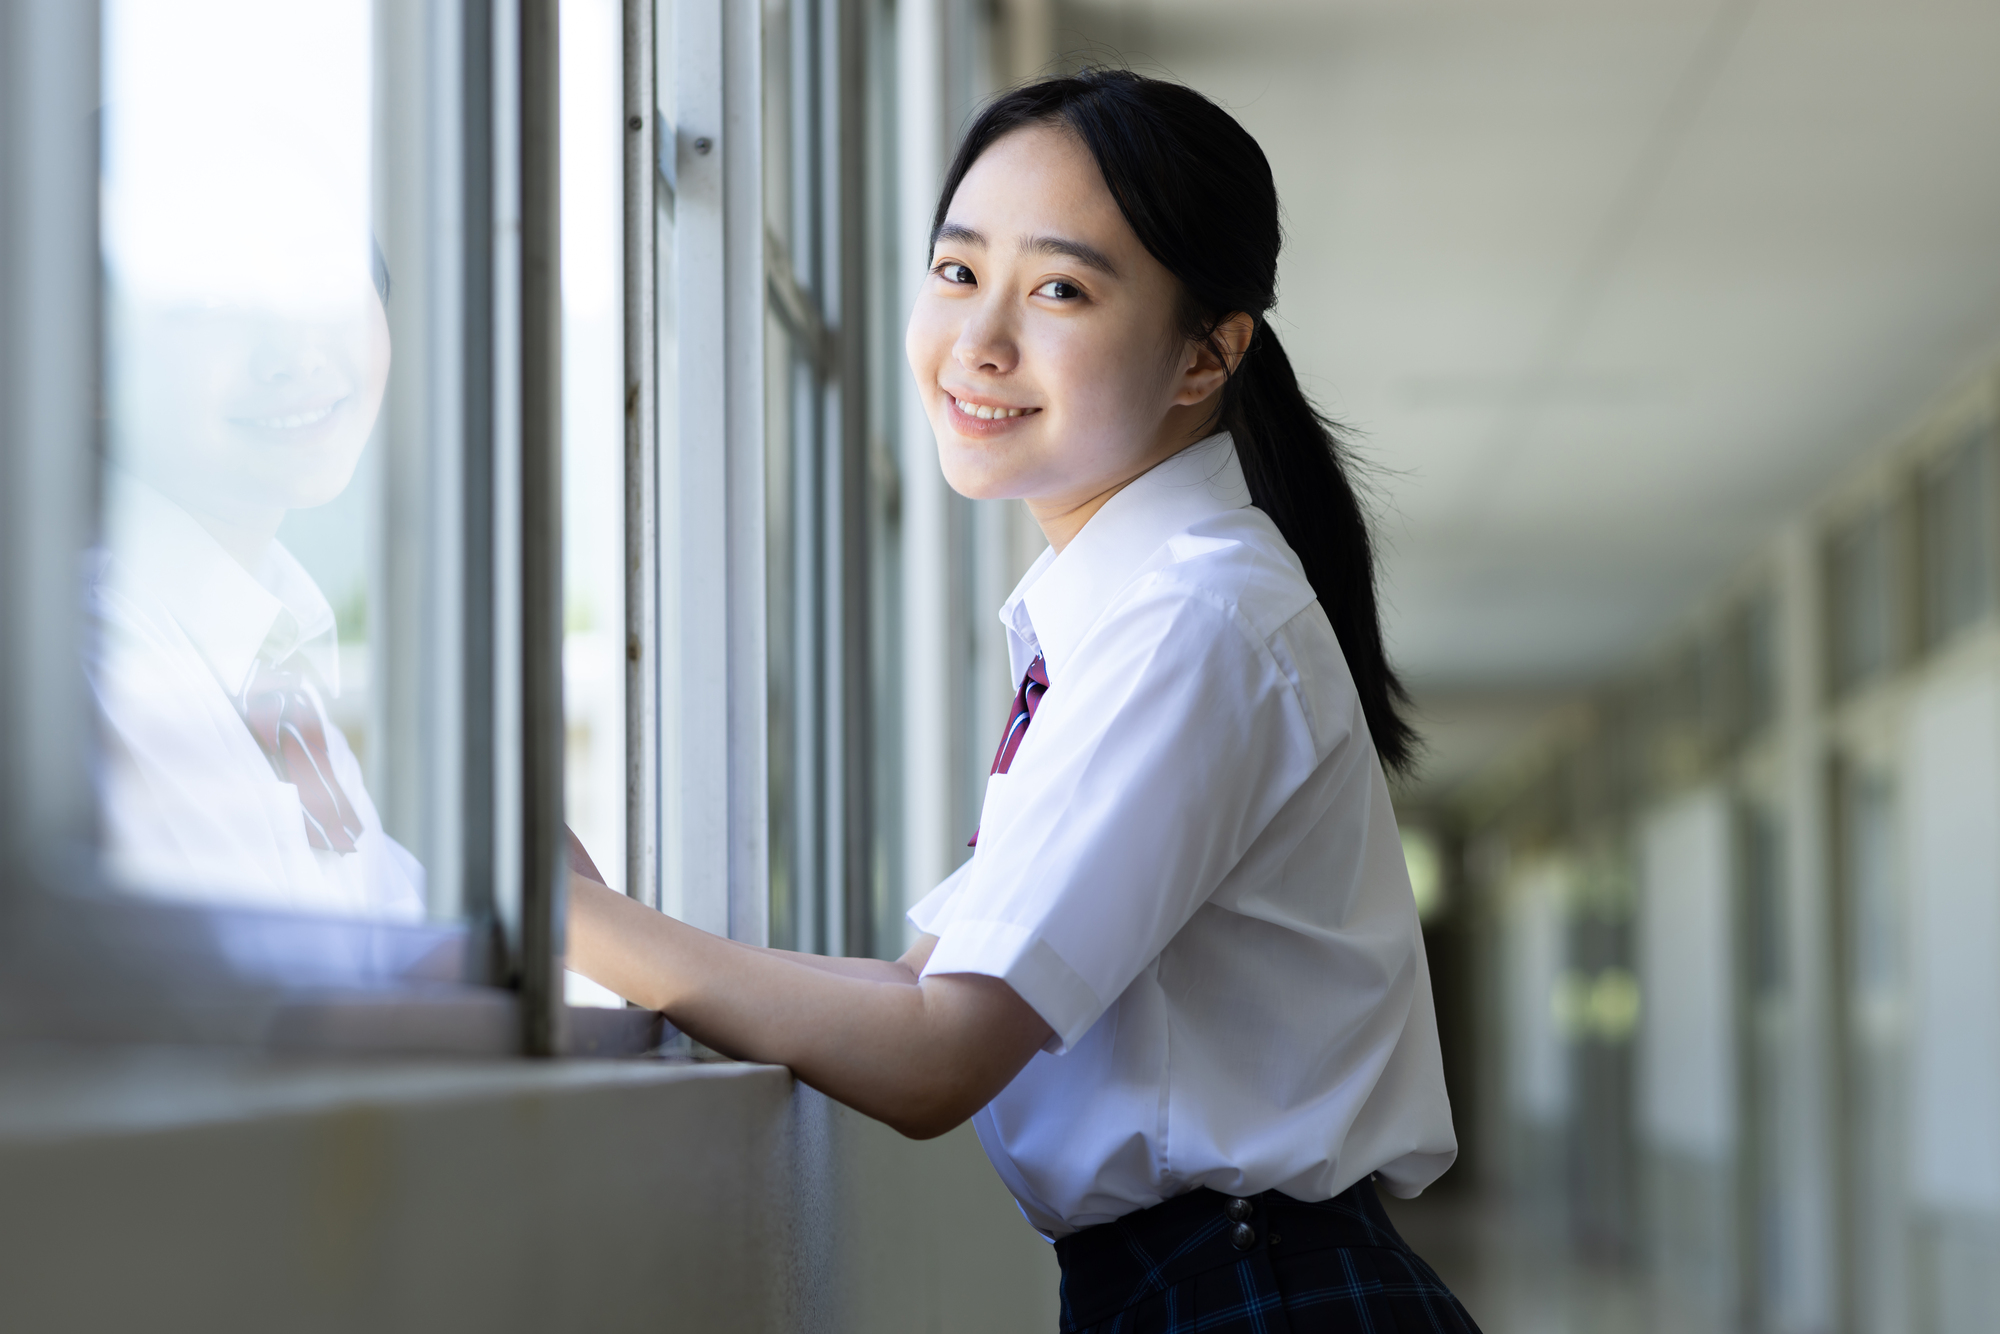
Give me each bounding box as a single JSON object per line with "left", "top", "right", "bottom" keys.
{"left": 1229, "top": 1223, "right": 1257, "bottom": 1250}
{"left": 1225, "top": 1197, "right": 1254, "bottom": 1222}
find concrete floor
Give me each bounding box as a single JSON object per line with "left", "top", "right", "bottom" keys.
{"left": 1384, "top": 1191, "right": 1733, "bottom": 1334}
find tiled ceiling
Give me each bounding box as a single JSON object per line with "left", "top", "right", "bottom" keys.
{"left": 1056, "top": 0, "right": 2000, "bottom": 709}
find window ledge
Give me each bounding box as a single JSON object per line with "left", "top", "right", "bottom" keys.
{"left": 0, "top": 1041, "right": 786, "bottom": 1148}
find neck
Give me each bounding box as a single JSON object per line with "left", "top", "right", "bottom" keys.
{"left": 174, "top": 495, "right": 285, "bottom": 574}
{"left": 1027, "top": 406, "right": 1223, "bottom": 553}
{"left": 1027, "top": 477, "right": 1141, "bottom": 554}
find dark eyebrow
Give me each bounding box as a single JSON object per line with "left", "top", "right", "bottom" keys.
{"left": 1025, "top": 233, "right": 1119, "bottom": 278}
{"left": 933, "top": 221, "right": 1119, "bottom": 279}
{"left": 934, "top": 222, "right": 986, "bottom": 250}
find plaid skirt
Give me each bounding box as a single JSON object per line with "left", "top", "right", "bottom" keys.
{"left": 1052, "top": 1177, "right": 1482, "bottom": 1334}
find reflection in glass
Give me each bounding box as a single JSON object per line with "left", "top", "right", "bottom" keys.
{"left": 90, "top": 0, "right": 419, "bottom": 920}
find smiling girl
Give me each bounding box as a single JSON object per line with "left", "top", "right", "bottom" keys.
{"left": 567, "top": 69, "right": 1479, "bottom": 1332}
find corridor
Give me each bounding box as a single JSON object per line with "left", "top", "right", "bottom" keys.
{"left": 4, "top": 0, "right": 1999, "bottom": 1330}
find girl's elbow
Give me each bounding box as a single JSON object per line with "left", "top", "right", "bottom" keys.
{"left": 888, "top": 1112, "right": 960, "bottom": 1141}
{"left": 881, "top": 1083, "right": 983, "bottom": 1140}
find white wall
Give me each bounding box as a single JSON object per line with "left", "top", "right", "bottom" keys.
{"left": 0, "top": 1049, "right": 1059, "bottom": 1334}
{"left": 1501, "top": 857, "right": 1571, "bottom": 1128}
{"left": 1637, "top": 787, "right": 1735, "bottom": 1162}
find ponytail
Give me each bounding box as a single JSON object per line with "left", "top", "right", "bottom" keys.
{"left": 1223, "top": 327, "right": 1415, "bottom": 772}
{"left": 935, "top": 69, "right": 1419, "bottom": 774}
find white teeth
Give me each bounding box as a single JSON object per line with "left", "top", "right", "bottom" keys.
{"left": 246, "top": 402, "right": 338, "bottom": 430}
{"left": 955, "top": 396, "right": 1027, "bottom": 420}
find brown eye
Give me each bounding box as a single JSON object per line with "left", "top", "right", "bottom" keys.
{"left": 937, "top": 262, "right": 975, "bottom": 285}
{"left": 1034, "top": 279, "right": 1082, "bottom": 301}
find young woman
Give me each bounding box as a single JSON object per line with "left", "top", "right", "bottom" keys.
{"left": 567, "top": 69, "right": 1480, "bottom": 1333}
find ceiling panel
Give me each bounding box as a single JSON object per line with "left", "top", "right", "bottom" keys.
{"left": 1059, "top": 0, "right": 2000, "bottom": 703}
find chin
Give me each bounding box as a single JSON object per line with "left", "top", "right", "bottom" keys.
{"left": 935, "top": 444, "right": 1030, "bottom": 502}
{"left": 278, "top": 453, "right": 369, "bottom": 510}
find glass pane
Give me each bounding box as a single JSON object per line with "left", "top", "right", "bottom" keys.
{"left": 1840, "top": 769, "right": 1908, "bottom": 1333}
{"left": 763, "top": 0, "right": 808, "bottom": 953}
{"left": 766, "top": 308, "right": 800, "bottom": 951}
{"left": 1742, "top": 590, "right": 1777, "bottom": 734}
{"left": 763, "top": 0, "right": 795, "bottom": 265}
{"left": 95, "top": 1, "right": 434, "bottom": 923}
{"left": 1744, "top": 807, "right": 1786, "bottom": 998}
{"left": 1921, "top": 433, "right": 1992, "bottom": 650}
{"left": 1829, "top": 507, "right": 1895, "bottom": 694}
{"left": 863, "top": 0, "right": 904, "bottom": 960}
{"left": 653, "top": 8, "right": 682, "bottom": 922}
{"left": 561, "top": 0, "right": 626, "bottom": 1004}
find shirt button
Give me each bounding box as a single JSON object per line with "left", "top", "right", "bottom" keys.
{"left": 1229, "top": 1223, "right": 1258, "bottom": 1250}
{"left": 1225, "top": 1197, "right": 1254, "bottom": 1222}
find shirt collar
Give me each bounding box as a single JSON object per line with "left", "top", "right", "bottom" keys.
{"left": 1000, "top": 431, "right": 1252, "bottom": 684}
{"left": 106, "top": 470, "right": 341, "bottom": 698}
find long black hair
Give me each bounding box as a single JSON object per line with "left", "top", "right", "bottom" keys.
{"left": 932, "top": 69, "right": 1418, "bottom": 774}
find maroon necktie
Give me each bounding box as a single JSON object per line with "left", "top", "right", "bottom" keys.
{"left": 970, "top": 654, "right": 1048, "bottom": 847}
{"left": 236, "top": 655, "right": 366, "bottom": 854}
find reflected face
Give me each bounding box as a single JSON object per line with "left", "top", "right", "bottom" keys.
{"left": 905, "top": 124, "right": 1219, "bottom": 521}
{"left": 113, "top": 274, "right": 391, "bottom": 528}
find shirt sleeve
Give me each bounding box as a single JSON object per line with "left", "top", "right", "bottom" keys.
{"left": 919, "top": 579, "right": 1330, "bottom": 1052}
{"left": 905, "top": 860, "right": 973, "bottom": 938}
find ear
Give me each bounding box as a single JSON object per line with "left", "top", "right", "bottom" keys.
{"left": 1173, "top": 312, "right": 1256, "bottom": 406}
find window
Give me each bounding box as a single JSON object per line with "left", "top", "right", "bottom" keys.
{"left": 1840, "top": 771, "right": 1900, "bottom": 1001}
{"left": 1714, "top": 589, "right": 1778, "bottom": 744}
{"left": 760, "top": 0, "right": 873, "bottom": 957}
{"left": 1918, "top": 427, "right": 1994, "bottom": 652}
{"left": 0, "top": 0, "right": 1007, "bottom": 1051}
{"left": 0, "top": 0, "right": 644, "bottom": 1055}
{"left": 561, "top": 0, "right": 629, "bottom": 1006}
{"left": 96, "top": 0, "right": 434, "bottom": 923}
{"left": 1741, "top": 590, "right": 1778, "bottom": 735}
{"left": 1834, "top": 762, "right": 1907, "bottom": 1333}
{"left": 1827, "top": 505, "right": 1901, "bottom": 697}
{"left": 1741, "top": 805, "right": 1787, "bottom": 999}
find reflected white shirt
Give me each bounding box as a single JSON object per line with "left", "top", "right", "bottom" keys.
{"left": 85, "top": 474, "right": 424, "bottom": 921}
{"left": 909, "top": 433, "right": 1455, "bottom": 1239}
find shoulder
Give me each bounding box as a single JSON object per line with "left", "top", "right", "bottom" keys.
{"left": 1131, "top": 506, "right": 1317, "bottom": 637}
{"left": 1102, "top": 507, "right": 1333, "bottom": 671}
{"left": 1077, "top": 510, "right": 1359, "bottom": 753}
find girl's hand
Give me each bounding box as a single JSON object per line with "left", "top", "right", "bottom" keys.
{"left": 566, "top": 877, "right": 1052, "bottom": 1139}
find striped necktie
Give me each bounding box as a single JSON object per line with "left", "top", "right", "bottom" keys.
{"left": 236, "top": 655, "right": 366, "bottom": 854}
{"left": 970, "top": 654, "right": 1048, "bottom": 847}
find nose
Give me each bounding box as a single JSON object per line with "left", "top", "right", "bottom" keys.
{"left": 246, "top": 321, "right": 338, "bottom": 387}
{"left": 953, "top": 293, "right": 1018, "bottom": 376}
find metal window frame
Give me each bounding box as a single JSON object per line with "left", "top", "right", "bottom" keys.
{"left": 0, "top": 0, "right": 97, "bottom": 902}
{"left": 643, "top": 0, "right": 771, "bottom": 946}
{"left": 630, "top": 0, "right": 903, "bottom": 959}
{"left": 0, "top": 0, "right": 655, "bottom": 1059}
{"left": 748, "top": 0, "right": 878, "bottom": 959}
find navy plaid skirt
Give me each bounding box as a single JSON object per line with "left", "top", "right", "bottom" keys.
{"left": 1052, "top": 1177, "right": 1482, "bottom": 1334}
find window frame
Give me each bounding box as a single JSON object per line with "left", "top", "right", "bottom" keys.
{"left": 0, "top": 0, "right": 658, "bottom": 1059}
{"left": 1, "top": 0, "right": 1007, "bottom": 1055}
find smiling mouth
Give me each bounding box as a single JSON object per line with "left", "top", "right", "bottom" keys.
{"left": 235, "top": 398, "right": 344, "bottom": 431}
{"left": 951, "top": 394, "right": 1039, "bottom": 421}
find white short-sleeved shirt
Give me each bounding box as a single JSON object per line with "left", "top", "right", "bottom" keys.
{"left": 85, "top": 472, "right": 425, "bottom": 921}
{"left": 909, "top": 432, "right": 1455, "bottom": 1240}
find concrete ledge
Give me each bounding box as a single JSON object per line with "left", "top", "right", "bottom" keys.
{"left": 0, "top": 1045, "right": 1058, "bottom": 1333}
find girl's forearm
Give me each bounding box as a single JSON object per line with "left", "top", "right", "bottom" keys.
{"left": 764, "top": 947, "right": 921, "bottom": 985}
{"left": 564, "top": 876, "right": 1048, "bottom": 1137}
